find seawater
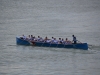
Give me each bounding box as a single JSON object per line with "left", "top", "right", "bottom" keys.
{"left": 0, "top": 0, "right": 100, "bottom": 75}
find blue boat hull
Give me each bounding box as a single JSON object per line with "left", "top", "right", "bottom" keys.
{"left": 16, "top": 37, "right": 88, "bottom": 50}
{"left": 16, "top": 37, "right": 31, "bottom": 45}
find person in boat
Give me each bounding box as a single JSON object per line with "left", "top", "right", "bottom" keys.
{"left": 58, "top": 38, "right": 62, "bottom": 44}
{"left": 72, "top": 35, "right": 77, "bottom": 44}
{"left": 46, "top": 39, "right": 51, "bottom": 43}
{"left": 65, "top": 38, "right": 72, "bottom": 44}
{"left": 50, "top": 37, "right": 54, "bottom": 43}
{"left": 28, "top": 35, "right": 32, "bottom": 41}
{"left": 44, "top": 36, "right": 48, "bottom": 42}
{"left": 61, "top": 38, "right": 64, "bottom": 44}
{"left": 44, "top": 36, "right": 51, "bottom": 43}
{"left": 20, "top": 34, "right": 27, "bottom": 40}
{"left": 53, "top": 38, "right": 58, "bottom": 44}
{"left": 33, "top": 36, "right": 37, "bottom": 41}
{"left": 37, "top": 36, "right": 41, "bottom": 41}
{"left": 39, "top": 37, "right": 44, "bottom": 42}
{"left": 30, "top": 35, "right": 35, "bottom": 41}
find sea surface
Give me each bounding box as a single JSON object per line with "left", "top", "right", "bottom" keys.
{"left": 0, "top": 0, "right": 100, "bottom": 75}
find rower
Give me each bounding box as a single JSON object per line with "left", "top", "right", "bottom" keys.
{"left": 28, "top": 35, "right": 32, "bottom": 41}
{"left": 65, "top": 38, "right": 72, "bottom": 44}
{"left": 33, "top": 36, "right": 37, "bottom": 41}
{"left": 51, "top": 37, "right": 54, "bottom": 43}
{"left": 30, "top": 35, "right": 35, "bottom": 41}
{"left": 20, "top": 34, "right": 26, "bottom": 40}
{"left": 61, "top": 38, "right": 64, "bottom": 44}
{"left": 37, "top": 36, "right": 41, "bottom": 41}
{"left": 58, "top": 38, "right": 62, "bottom": 44}
{"left": 53, "top": 38, "right": 58, "bottom": 44}
{"left": 44, "top": 36, "right": 48, "bottom": 42}
{"left": 40, "top": 37, "right": 44, "bottom": 42}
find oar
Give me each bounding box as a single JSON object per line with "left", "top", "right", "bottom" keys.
{"left": 77, "top": 40, "right": 82, "bottom": 43}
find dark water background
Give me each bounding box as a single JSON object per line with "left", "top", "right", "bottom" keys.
{"left": 0, "top": 0, "right": 100, "bottom": 75}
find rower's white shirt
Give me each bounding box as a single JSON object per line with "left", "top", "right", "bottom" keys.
{"left": 46, "top": 40, "right": 51, "bottom": 43}
{"left": 37, "top": 37, "right": 40, "bottom": 41}
{"left": 28, "top": 37, "right": 31, "bottom": 40}
{"left": 39, "top": 38, "right": 43, "bottom": 41}
{"left": 54, "top": 40, "right": 58, "bottom": 43}
{"left": 34, "top": 38, "right": 37, "bottom": 41}
{"left": 51, "top": 38, "right": 54, "bottom": 41}
{"left": 51, "top": 38, "right": 54, "bottom": 42}
{"left": 58, "top": 39, "right": 62, "bottom": 42}
{"left": 22, "top": 35, "right": 26, "bottom": 40}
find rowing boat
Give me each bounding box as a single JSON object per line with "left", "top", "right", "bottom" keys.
{"left": 16, "top": 37, "right": 88, "bottom": 50}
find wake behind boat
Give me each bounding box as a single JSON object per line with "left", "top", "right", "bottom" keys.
{"left": 16, "top": 35, "right": 88, "bottom": 50}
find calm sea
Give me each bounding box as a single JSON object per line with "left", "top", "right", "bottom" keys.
{"left": 0, "top": 0, "right": 100, "bottom": 75}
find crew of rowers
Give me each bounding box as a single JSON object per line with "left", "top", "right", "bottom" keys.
{"left": 20, "top": 35, "right": 75, "bottom": 44}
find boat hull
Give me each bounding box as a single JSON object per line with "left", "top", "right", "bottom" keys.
{"left": 16, "top": 37, "right": 88, "bottom": 50}
{"left": 16, "top": 37, "right": 31, "bottom": 45}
